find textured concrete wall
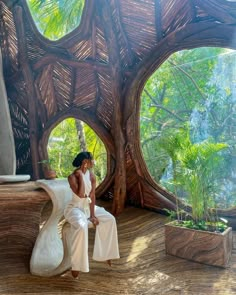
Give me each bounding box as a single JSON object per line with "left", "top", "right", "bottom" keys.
{"left": 0, "top": 49, "right": 16, "bottom": 175}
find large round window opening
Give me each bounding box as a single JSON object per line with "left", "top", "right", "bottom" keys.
{"left": 140, "top": 47, "right": 236, "bottom": 210}
{"left": 47, "top": 117, "right": 107, "bottom": 185}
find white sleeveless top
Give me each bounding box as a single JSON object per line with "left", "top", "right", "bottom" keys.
{"left": 69, "top": 170, "right": 92, "bottom": 218}
{"left": 82, "top": 169, "right": 92, "bottom": 197}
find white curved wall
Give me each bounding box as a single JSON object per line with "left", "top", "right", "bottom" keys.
{"left": 0, "top": 49, "right": 16, "bottom": 175}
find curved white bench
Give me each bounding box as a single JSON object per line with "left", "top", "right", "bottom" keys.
{"left": 30, "top": 178, "right": 94, "bottom": 277}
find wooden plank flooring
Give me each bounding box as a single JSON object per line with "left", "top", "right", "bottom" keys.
{"left": 0, "top": 201, "right": 236, "bottom": 295}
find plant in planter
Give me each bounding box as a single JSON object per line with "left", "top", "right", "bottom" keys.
{"left": 38, "top": 159, "right": 57, "bottom": 180}
{"left": 159, "top": 128, "right": 232, "bottom": 267}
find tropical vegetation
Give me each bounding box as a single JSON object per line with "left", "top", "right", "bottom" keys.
{"left": 27, "top": 0, "right": 85, "bottom": 40}
{"left": 141, "top": 47, "right": 236, "bottom": 210}
{"left": 47, "top": 118, "right": 107, "bottom": 185}
{"left": 159, "top": 126, "right": 228, "bottom": 232}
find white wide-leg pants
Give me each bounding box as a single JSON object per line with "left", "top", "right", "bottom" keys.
{"left": 64, "top": 205, "right": 120, "bottom": 272}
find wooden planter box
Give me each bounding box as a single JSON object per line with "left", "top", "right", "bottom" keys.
{"left": 165, "top": 221, "right": 232, "bottom": 268}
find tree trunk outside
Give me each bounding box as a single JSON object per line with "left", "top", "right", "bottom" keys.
{"left": 75, "top": 119, "right": 87, "bottom": 151}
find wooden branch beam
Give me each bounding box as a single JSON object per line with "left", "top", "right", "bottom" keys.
{"left": 99, "top": 0, "right": 126, "bottom": 215}
{"left": 123, "top": 21, "right": 236, "bottom": 211}
{"left": 21, "top": 0, "right": 95, "bottom": 49}
{"left": 91, "top": 16, "right": 115, "bottom": 189}
{"left": 91, "top": 20, "right": 102, "bottom": 114}
{"left": 155, "top": 0, "right": 163, "bottom": 42}
{"left": 13, "top": 5, "right": 40, "bottom": 179}
{"left": 124, "top": 22, "right": 236, "bottom": 125}
{"left": 40, "top": 107, "right": 115, "bottom": 158}
{"left": 138, "top": 181, "right": 144, "bottom": 207}
{"left": 69, "top": 67, "right": 76, "bottom": 105}
{"left": 194, "top": 0, "right": 236, "bottom": 24}
{"left": 113, "top": 0, "right": 135, "bottom": 67}
{"left": 33, "top": 54, "right": 109, "bottom": 71}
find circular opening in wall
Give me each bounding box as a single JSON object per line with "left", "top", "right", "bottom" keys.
{"left": 26, "top": 0, "right": 85, "bottom": 41}
{"left": 140, "top": 47, "right": 236, "bottom": 210}
{"left": 47, "top": 117, "right": 107, "bottom": 185}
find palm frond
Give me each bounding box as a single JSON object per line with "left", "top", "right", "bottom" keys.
{"left": 27, "top": 0, "right": 85, "bottom": 40}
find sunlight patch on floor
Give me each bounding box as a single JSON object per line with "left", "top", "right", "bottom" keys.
{"left": 127, "top": 236, "right": 152, "bottom": 262}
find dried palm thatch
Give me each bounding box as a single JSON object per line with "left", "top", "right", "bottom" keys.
{"left": 1, "top": 0, "right": 236, "bottom": 214}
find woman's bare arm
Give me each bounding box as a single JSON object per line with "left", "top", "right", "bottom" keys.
{"left": 89, "top": 171, "right": 99, "bottom": 225}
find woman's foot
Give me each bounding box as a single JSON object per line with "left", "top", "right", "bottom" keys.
{"left": 71, "top": 270, "right": 80, "bottom": 278}
{"left": 107, "top": 260, "right": 112, "bottom": 267}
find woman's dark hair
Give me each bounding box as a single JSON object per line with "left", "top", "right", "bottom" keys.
{"left": 72, "top": 151, "right": 93, "bottom": 167}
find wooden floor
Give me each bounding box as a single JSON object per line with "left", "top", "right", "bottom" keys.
{"left": 0, "top": 201, "right": 236, "bottom": 295}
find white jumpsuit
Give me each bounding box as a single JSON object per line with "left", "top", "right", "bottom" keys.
{"left": 64, "top": 170, "right": 120, "bottom": 272}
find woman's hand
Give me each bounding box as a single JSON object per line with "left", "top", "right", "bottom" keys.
{"left": 89, "top": 216, "right": 99, "bottom": 226}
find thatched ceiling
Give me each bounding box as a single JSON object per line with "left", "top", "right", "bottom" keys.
{"left": 1, "top": 0, "right": 236, "bottom": 214}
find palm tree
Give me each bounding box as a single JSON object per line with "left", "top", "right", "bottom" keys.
{"left": 157, "top": 126, "right": 228, "bottom": 225}
{"left": 158, "top": 127, "right": 188, "bottom": 221}
{"left": 178, "top": 140, "right": 228, "bottom": 223}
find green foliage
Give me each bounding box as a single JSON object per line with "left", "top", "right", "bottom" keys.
{"left": 47, "top": 118, "right": 79, "bottom": 176}
{"left": 163, "top": 209, "right": 177, "bottom": 221}
{"left": 158, "top": 126, "right": 228, "bottom": 224}
{"left": 177, "top": 138, "right": 228, "bottom": 222}
{"left": 140, "top": 47, "right": 236, "bottom": 209}
{"left": 83, "top": 124, "right": 107, "bottom": 184}
{"left": 27, "top": 0, "right": 85, "bottom": 40}
{"left": 47, "top": 118, "right": 107, "bottom": 184}
{"left": 172, "top": 220, "right": 228, "bottom": 233}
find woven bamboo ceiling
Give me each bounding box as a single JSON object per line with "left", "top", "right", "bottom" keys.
{"left": 1, "top": 0, "right": 236, "bottom": 214}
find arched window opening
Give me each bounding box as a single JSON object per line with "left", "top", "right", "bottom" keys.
{"left": 26, "top": 0, "right": 85, "bottom": 40}
{"left": 140, "top": 47, "right": 236, "bottom": 210}
{"left": 47, "top": 117, "right": 107, "bottom": 185}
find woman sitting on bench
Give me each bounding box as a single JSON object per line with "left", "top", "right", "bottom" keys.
{"left": 64, "top": 151, "right": 120, "bottom": 278}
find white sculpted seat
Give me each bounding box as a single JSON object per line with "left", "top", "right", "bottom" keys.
{"left": 30, "top": 178, "right": 94, "bottom": 277}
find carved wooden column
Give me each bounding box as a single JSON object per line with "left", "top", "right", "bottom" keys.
{"left": 13, "top": 6, "right": 40, "bottom": 180}
{"left": 100, "top": 0, "right": 126, "bottom": 215}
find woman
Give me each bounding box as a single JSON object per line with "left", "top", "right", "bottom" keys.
{"left": 64, "top": 151, "right": 120, "bottom": 278}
